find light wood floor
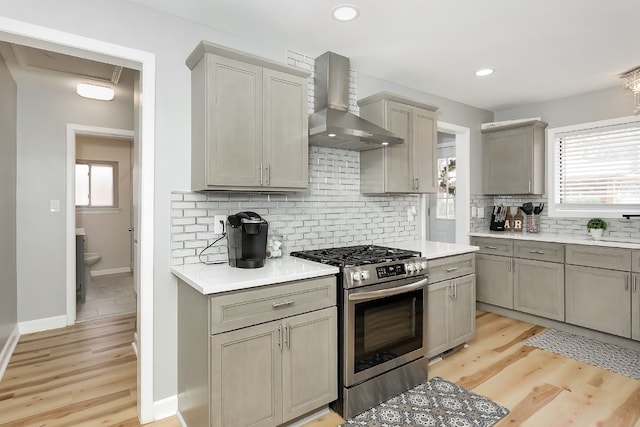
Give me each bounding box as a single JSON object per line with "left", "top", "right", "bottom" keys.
{"left": 1, "top": 311, "right": 639, "bottom": 426}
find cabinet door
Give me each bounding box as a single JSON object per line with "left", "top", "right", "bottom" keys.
{"left": 211, "top": 320, "right": 282, "bottom": 427}
{"left": 384, "top": 101, "right": 413, "bottom": 192}
{"left": 482, "top": 126, "right": 533, "bottom": 194}
{"left": 282, "top": 307, "right": 337, "bottom": 421}
{"left": 565, "top": 265, "right": 631, "bottom": 338}
{"left": 263, "top": 69, "right": 308, "bottom": 189}
{"left": 633, "top": 274, "right": 640, "bottom": 341}
{"left": 514, "top": 259, "right": 564, "bottom": 321}
{"left": 475, "top": 254, "right": 513, "bottom": 309}
{"left": 413, "top": 108, "right": 437, "bottom": 193}
{"left": 206, "top": 54, "right": 263, "bottom": 187}
{"left": 427, "top": 281, "right": 450, "bottom": 358}
{"left": 450, "top": 274, "right": 476, "bottom": 348}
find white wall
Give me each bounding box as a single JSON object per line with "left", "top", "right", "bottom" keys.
{"left": 76, "top": 135, "right": 132, "bottom": 274}
{"left": 0, "top": 53, "right": 17, "bottom": 351}
{"left": 0, "top": 0, "right": 493, "bottom": 404}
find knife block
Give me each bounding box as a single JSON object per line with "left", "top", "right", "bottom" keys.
{"left": 489, "top": 209, "right": 506, "bottom": 231}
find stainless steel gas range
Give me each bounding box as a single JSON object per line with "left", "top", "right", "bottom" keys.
{"left": 291, "top": 245, "right": 429, "bottom": 419}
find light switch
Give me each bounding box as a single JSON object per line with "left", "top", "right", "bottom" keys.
{"left": 50, "top": 199, "right": 60, "bottom": 212}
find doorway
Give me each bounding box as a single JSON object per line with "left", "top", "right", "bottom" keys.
{"left": 0, "top": 17, "right": 156, "bottom": 422}
{"left": 74, "top": 132, "right": 136, "bottom": 322}
{"left": 429, "top": 132, "right": 456, "bottom": 243}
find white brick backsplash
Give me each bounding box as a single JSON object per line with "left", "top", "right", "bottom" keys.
{"left": 170, "top": 147, "right": 420, "bottom": 265}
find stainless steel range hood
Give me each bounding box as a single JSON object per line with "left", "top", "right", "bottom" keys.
{"left": 308, "top": 52, "right": 404, "bottom": 151}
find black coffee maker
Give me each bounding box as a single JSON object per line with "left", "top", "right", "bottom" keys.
{"left": 226, "top": 211, "right": 269, "bottom": 268}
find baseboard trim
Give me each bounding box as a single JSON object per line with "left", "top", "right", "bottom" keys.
{"left": 153, "top": 394, "right": 177, "bottom": 421}
{"left": 19, "top": 315, "right": 68, "bottom": 334}
{"left": 176, "top": 410, "right": 187, "bottom": 427}
{"left": 91, "top": 267, "right": 132, "bottom": 277}
{"left": 0, "top": 324, "right": 20, "bottom": 382}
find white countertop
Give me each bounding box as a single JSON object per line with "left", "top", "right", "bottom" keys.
{"left": 393, "top": 240, "right": 479, "bottom": 259}
{"left": 172, "top": 257, "right": 339, "bottom": 295}
{"left": 469, "top": 231, "right": 640, "bottom": 249}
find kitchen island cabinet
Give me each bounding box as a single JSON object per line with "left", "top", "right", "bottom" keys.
{"left": 174, "top": 258, "right": 338, "bottom": 427}
{"left": 481, "top": 120, "right": 547, "bottom": 195}
{"left": 427, "top": 253, "right": 476, "bottom": 358}
{"left": 187, "top": 41, "right": 310, "bottom": 192}
{"left": 358, "top": 92, "right": 438, "bottom": 194}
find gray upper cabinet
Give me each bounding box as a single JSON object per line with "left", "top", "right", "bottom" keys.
{"left": 358, "top": 93, "right": 438, "bottom": 194}
{"left": 482, "top": 120, "right": 547, "bottom": 195}
{"left": 187, "top": 41, "right": 310, "bottom": 192}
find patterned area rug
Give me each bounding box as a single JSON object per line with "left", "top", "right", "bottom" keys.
{"left": 525, "top": 328, "right": 640, "bottom": 380}
{"left": 340, "top": 377, "right": 509, "bottom": 427}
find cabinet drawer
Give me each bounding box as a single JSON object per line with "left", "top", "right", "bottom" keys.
{"left": 566, "top": 245, "right": 631, "bottom": 271}
{"left": 210, "top": 276, "right": 336, "bottom": 334}
{"left": 633, "top": 250, "right": 640, "bottom": 273}
{"left": 428, "top": 253, "right": 475, "bottom": 284}
{"left": 471, "top": 237, "right": 513, "bottom": 256}
{"left": 514, "top": 240, "right": 564, "bottom": 263}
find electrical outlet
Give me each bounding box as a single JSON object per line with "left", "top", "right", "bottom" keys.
{"left": 471, "top": 206, "right": 477, "bottom": 218}
{"left": 477, "top": 208, "right": 485, "bottom": 219}
{"left": 214, "top": 215, "right": 226, "bottom": 234}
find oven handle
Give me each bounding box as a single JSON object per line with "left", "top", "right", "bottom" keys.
{"left": 347, "top": 277, "right": 429, "bottom": 301}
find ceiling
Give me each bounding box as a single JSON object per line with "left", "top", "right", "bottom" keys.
{"left": 127, "top": 0, "right": 640, "bottom": 111}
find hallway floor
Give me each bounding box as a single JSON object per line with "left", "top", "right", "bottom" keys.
{"left": 77, "top": 272, "right": 136, "bottom": 322}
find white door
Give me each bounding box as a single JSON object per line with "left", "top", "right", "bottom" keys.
{"left": 429, "top": 133, "right": 456, "bottom": 243}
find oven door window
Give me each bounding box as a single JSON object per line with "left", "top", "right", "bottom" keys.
{"left": 353, "top": 289, "right": 423, "bottom": 373}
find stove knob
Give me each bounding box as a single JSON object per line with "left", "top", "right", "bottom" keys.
{"left": 415, "top": 262, "right": 423, "bottom": 272}
{"left": 406, "top": 264, "right": 415, "bottom": 273}
{"left": 352, "top": 271, "right": 362, "bottom": 281}
{"left": 421, "top": 261, "right": 428, "bottom": 270}
{"left": 361, "top": 271, "right": 370, "bottom": 280}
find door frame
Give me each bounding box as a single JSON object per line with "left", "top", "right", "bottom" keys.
{"left": 422, "top": 121, "right": 470, "bottom": 244}
{"left": 0, "top": 16, "right": 157, "bottom": 423}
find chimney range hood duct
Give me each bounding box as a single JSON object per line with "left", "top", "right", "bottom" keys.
{"left": 308, "top": 52, "right": 404, "bottom": 151}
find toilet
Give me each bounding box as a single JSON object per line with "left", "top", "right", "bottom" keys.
{"left": 84, "top": 252, "right": 102, "bottom": 290}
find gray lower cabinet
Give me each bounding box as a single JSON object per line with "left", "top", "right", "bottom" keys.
{"left": 187, "top": 41, "right": 310, "bottom": 192}
{"left": 475, "top": 254, "right": 513, "bottom": 309}
{"left": 178, "top": 275, "right": 337, "bottom": 427}
{"left": 565, "top": 265, "right": 630, "bottom": 338}
{"left": 633, "top": 250, "right": 640, "bottom": 341}
{"left": 512, "top": 240, "right": 565, "bottom": 321}
{"left": 211, "top": 308, "right": 337, "bottom": 427}
{"left": 513, "top": 258, "right": 564, "bottom": 321}
{"left": 427, "top": 253, "right": 476, "bottom": 358}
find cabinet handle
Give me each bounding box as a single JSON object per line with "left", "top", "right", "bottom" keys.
{"left": 454, "top": 282, "right": 457, "bottom": 299}
{"left": 277, "top": 325, "right": 282, "bottom": 350}
{"left": 259, "top": 162, "right": 263, "bottom": 185}
{"left": 528, "top": 180, "right": 531, "bottom": 192}
{"left": 485, "top": 246, "right": 498, "bottom": 250}
{"left": 634, "top": 275, "right": 638, "bottom": 292}
{"left": 272, "top": 300, "right": 294, "bottom": 308}
{"left": 265, "top": 165, "right": 270, "bottom": 186}
{"left": 625, "top": 275, "right": 629, "bottom": 291}
{"left": 415, "top": 177, "right": 420, "bottom": 190}
{"left": 507, "top": 260, "right": 511, "bottom": 272}
{"left": 284, "top": 324, "right": 290, "bottom": 349}
{"left": 528, "top": 250, "right": 545, "bottom": 254}
{"left": 445, "top": 267, "right": 459, "bottom": 272}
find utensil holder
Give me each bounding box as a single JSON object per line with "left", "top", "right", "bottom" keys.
{"left": 526, "top": 214, "right": 540, "bottom": 233}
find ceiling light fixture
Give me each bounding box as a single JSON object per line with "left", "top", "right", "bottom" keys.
{"left": 621, "top": 66, "right": 640, "bottom": 114}
{"left": 76, "top": 83, "right": 115, "bottom": 101}
{"left": 475, "top": 68, "right": 494, "bottom": 77}
{"left": 332, "top": 4, "right": 360, "bottom": 22}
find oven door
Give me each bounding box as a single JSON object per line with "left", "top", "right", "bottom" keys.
{"left": 344, "top": 275, "right": 428, "bottom": 387}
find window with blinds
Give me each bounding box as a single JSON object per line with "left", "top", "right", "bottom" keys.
{"left": 549, "top": 116, "right": 640, "bottom": 217}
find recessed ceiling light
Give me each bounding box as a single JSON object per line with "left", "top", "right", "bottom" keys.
{"left": 328, "top": 133, "right": 337, "bottom": 138}
{"left": 475, "top": 68, "right": 494, "bottom": 77}
{"left": 77, "top": 83, "right": 115, "bottom": 101}
{"left": 332, "top": 4, "right": 360, "bottom": 22}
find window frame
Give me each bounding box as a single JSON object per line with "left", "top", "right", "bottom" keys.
{"left": 547, "top": 115, "right": 640, "bottom": 218}
{"left": 75, "top": 159, "right": 119, "bottom": 211}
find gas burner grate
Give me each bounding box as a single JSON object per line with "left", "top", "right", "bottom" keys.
{"left": 291, "top": 245, "right": 420, "bottom": 267}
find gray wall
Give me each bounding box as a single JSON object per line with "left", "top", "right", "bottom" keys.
{"left": 0, "top": 54, "right": 17, "bottom": 351}
{"left": 0, "top": 0, "right": 491, "bottom": 403}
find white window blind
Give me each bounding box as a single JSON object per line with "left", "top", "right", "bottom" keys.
{"left": 554, "top": 121, "right": 640, "bottom": 209}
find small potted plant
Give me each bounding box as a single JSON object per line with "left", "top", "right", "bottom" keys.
{"left": 587, "top": 218, "right": 607, "bottom": 240}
